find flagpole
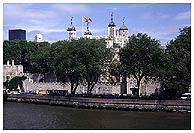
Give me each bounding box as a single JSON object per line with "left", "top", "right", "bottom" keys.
{"left": 82, "top": 16, "right": 83, "bottom": 37}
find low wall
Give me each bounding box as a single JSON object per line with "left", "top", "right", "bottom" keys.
{"left": 6, "top": 94, "right": 191, "bottom": 113}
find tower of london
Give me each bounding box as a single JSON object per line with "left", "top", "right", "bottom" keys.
{"left": 67, "top": 12, "right": 129, "bottom": 48}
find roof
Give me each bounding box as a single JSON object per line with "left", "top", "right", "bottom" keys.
{"left": 67, "top": 25, "right": 76, "bottom": 31}
{"left": 84, "top": 29, "right": 92, "bottom": 35}
{"left": 108, "top": 21, "right": 116, "bottom": 27}
{"left": 119, "top": 24, "right": 128, "bottom": 30}
{"left": 108, "top": 15, "right": 116, "bottom": 27}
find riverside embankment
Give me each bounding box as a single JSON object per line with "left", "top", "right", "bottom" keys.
{"left": 6, "top": 94, "right": 191, "bottom": 113}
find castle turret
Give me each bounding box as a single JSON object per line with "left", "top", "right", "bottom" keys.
{"left": 83, "top": 23, "right": 92, "bottom": 38}
{"left": 108, "top": 12, "right": 116, "bottom": 40}
{"left": 67, "top": 16, "right": 76, "bottom": 40}
{"left": 119, "top": 17, "right": 129, "bottom": 46}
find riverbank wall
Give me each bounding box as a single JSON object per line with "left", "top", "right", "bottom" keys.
{"left": 6, "top": 94, "right": 191, "bottom": 113}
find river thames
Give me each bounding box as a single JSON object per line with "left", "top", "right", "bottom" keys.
{"left": 3, "top": 102, "right": 191, "bottom": 130}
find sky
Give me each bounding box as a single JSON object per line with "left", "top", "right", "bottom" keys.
{"left": 3, "top": 2, "right": 191, "bottom": 45}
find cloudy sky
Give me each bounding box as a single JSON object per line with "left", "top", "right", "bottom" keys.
{"left": 3, "top": 3, "right": 191, "bottom": 45}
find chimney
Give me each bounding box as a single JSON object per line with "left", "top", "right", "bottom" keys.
{"left": 7, "top": 60, "right": 9, "bottom": 66}
{"left": 12, "top": 60, "right": 14, "bottom": 66}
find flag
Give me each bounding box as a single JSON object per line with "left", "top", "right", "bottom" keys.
{"left": 83, "top": 16, "right": 87, "bottom": 22}
{"left": 87, "top": 17, "right": 92, "bottom": 23}
{"left": 83, "top": 16, "right": 92, "bottom": 23}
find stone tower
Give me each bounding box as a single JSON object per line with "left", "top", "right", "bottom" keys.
{"left": 83, "top": 23, "right": 92, "bottom": 38}
{"left": 108, "top": 12, "right": 116, "bottom": 40}
{"left": 67, "top": 16, "right": 76, "bottom": 40}
{"left": 119, "top": 17, "right": 129, "bottom": 47}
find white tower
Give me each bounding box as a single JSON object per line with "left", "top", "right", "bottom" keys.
{"left": 83, "top": 22, "right": 92, "bottom": 38}
{"left": 34, "top": 34, "right": 44, "bottom": 42}
{"left": 108, "top": 12, "right": 116, "bottom": 40}
{"left": 67, "top": 16, "right": 76, "bottom": 40}
{"left": 119, "top": 17, "right": 129, "bottom": 46}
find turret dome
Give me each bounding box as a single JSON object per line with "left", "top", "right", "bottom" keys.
{"left": 67, "top": 17, "right": 76, "bottom": 31}
{"left": 67, "top": 25, "right": 76, "bottom": 31}
{"left": 119, "top": 24, "right": 128, "bottom": 30}
{"left": 119, "top": 17, "right": 128, "bottom": 30}
{"left": 84, "top": 29, "right": 92, "bottom": 35}
{"left": 108, "top": 12, "right": 116, "bottom": 27}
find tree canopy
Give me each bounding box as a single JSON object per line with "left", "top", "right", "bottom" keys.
{"left": 51, "top": 38, "right": 114, "bottom": 95}
{"left": 119, "top": 33, "right": 164, "bottom": 96}
{"left": 163, "top": 26, "right": 191, "bottom": 95}
{"left": 4, "top": 76, "right": 27, "bottom": 90}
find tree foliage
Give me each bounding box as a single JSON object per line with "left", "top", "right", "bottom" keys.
{"left": 51, "top": 38, "right": 114, "bottom": 95}
{"left": 3, "top": 40, "right": 29, "bottom": 65}
{"left": 3, "top": 39, "right": 114, "bottom": 95}
{"left": 164, "top": 26, "right": 191, "bottom": 95}
{"left": 4, "top": 76, "right": 27, "bottom": 90}
{"left": 78, "top": 39, "right": 114, "bottom": 95}
{"left": 3, "top": 40, "right": 52, "bottom": 79}
{"left": 29, "top": 42, "right": 52, "bottom": 79}
{"left": 52, "top": 40, "right": 86, "bottom": 94}
{"left": 119, "top": 33, "right": 164, "bottom": 96}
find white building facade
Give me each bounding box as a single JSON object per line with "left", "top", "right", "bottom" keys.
{"left": 34, "top": 34, "right": 44, "bottom": 42}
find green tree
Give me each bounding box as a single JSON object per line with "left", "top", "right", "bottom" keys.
{"left": 79, "top": 39, "right": 114, "bottom": 95}
{"left": 52, "top": 40, "right": 86, "bottom": 95}
{"left": 3, "top": 40, "right": 28, "bottom": 65}
{"left": 164, "top": 26, "right": 191, "bottom": 95}
{"left": 4, "top": 76, "right": 27, "bottom": 91}
{"left": 29, "top": 42, "right": 52, "bottom": 81}
{"left": 52, "top": 38, "right": 114, "bottom": 95}
{"left": 119, "top": 33, "right": 164, "bottom": 96}
{"left": 108, "top": 59, "right": 121, "bottom": 84}
{"left": 3, "top": 40, "right": 39, "bottom": 72}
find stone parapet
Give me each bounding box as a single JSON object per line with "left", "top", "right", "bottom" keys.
{"left": 7, "top": 94, "right": 191, "bottom": 113}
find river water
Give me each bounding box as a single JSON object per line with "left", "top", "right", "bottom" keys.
{"left": 3, "top": 102, "right": 191, "bottom": 130}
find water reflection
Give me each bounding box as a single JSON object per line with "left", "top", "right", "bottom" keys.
{"left": 3, "top": 102, "right": 191, "bottom": 130}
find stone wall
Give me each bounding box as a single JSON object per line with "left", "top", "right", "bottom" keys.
{"left": 7, "top": 94, "right": 191, "bottom": 113}
{"left": 3, "top": 60, "right": 23, "bottom": 82}
{"left": 22, "top": 74, "right": 161, "bottom": 96}
{"left": 22, "top": 77, "right": 121, "bottom": 95}
{"left": 22, "top": 78, "right": 66, "bottom": 93}
{"left": 126, "top": 76, "right": 161, "bottom": 96}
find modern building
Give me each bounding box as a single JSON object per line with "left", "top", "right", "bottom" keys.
{"left": 9, "top": 29, "right": 26, "bottom": 40}
{"left": 34, "top": 34, "right": 44, "bottom": 42}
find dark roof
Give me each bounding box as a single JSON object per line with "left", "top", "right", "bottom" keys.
{"left": 84, "top": 29, "right": 92, "bottom": 35}
{"left": 108, "top": 21, "right": 116, "bottom": 27}
{"left": 119, "top": 24, "right": 128, "bottom": 30}
{"left": 108, "top": 15, "right": 116, "bottom": 27}
{"left": 67, "top": 25, "right": 76, "bottom": 31}
{"left": 9, "top": 29, "right": 26, "bottom": 31}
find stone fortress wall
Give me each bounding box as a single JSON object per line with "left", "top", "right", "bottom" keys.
{"left": 3, "top": 60, "right": 161, "bottom": 96}
{"left": 21, "top": 73, "right": 160, "bottom": 96}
